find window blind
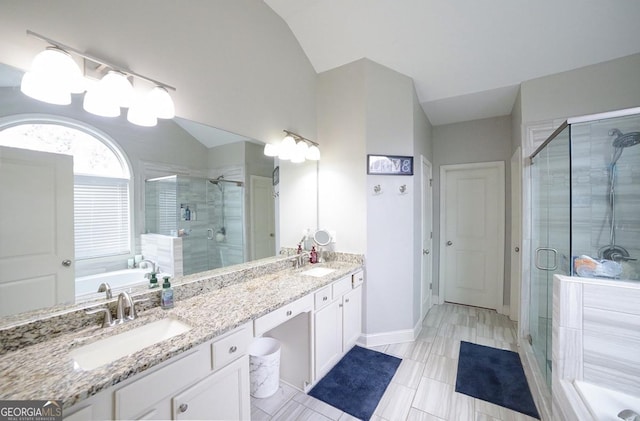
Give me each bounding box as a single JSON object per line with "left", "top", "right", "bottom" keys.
{"left": 74, "top": 175, "right": 130, "bottom": 259}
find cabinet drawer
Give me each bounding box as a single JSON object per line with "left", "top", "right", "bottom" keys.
{"left": 314, "top": 286, "right": 332, "bottom": 310}
{"left": 115, "top": 348, "right": 208, "bottom": 420}
{"left": 352, "top": 270, "right": 364, "bottom": 288}
{"left": 212, "top": 323, "right": 253, "bottom": 371}
{"left": 254, "top": 294, "right": 313, "bottom": 336}
{"left": 332, "top": 276, "right": 351, "bottom": 299}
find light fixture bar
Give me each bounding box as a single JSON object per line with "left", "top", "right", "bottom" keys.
{"left": 283, "top": 129, "right": 319, "bottom": 147}
{"left": 26, "top": 30, "right": 176, "bottom": 91}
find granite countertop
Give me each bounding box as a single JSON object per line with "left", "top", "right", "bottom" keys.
{"left": 0, "top": 261, "right": 362, "bottom": 409}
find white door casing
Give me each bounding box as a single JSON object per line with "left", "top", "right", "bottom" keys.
{"left": 249, "top": 175, "right": 275, "bottom": 260}
{"left": 510, "top": 148, "right": 522, "bottom": 321}
{"left": 421, "top": 156, "right": 433, "bottom": 320}
{"left": 0, "top": 146, "right": 74, "bottom": 316}
{"left": 439, "top": 161, "right": 505, "bottom": 311}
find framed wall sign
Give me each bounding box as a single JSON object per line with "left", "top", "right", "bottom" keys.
{"left": 367, "top": 154, "right": 414, "bottom": 175}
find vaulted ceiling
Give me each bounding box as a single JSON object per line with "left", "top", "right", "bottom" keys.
{"left": 264, "top": 0, "right": 640, "bottom": 125}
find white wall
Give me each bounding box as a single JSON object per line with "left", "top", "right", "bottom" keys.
{"left": 317, "top": 59, "right": 432, "bottom": 338}
{"left": 316, "top": 60, "right": 368, "bottom": 254}
{"left": 0, "top": 0, "right": 317, "bottom": 146}
{"left": 432, "top": 116, "right": 513, "bottom": 303}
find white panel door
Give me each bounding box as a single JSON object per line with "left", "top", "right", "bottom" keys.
{"left": 250, "top": 175, "right": 275, "bottom": 260}
{"left": 421, "top": 156, "right": 433, "bottom": 320}
{"left": 441, "top": 162, "right": 504, "bottom": 310}
{"left": 0, "top": 146, "right": 74, "bottom": 316}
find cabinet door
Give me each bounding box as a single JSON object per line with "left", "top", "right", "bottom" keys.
{"left": 173, "top": 356, "right": 250, "bottom": 420}
{"left": 342, "top": 286, "right": 362, "bottom": 351}
{"left": 314, "top": 299, "right": 342, "bottom": 380}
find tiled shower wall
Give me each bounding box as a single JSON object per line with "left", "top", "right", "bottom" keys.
{"left": 145, "top": 175, "right": 244, "bottom": 275}
{"left": 571, "top": 113, "right": 640, "bottom": 280}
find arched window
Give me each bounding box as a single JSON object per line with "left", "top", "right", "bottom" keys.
{"left": 0, "top": 116, "right": 132, "bottom": 260}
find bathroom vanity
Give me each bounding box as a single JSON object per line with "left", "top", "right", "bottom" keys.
{"left": 0, "top": 255, "right": 364, "bottom": 421}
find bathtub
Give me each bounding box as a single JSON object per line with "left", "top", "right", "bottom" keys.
{"left": 575, "top": 380, "right": 640, "bottom": 421}
{"left": 75, "top": 268, "right": 156, "bottom": 298}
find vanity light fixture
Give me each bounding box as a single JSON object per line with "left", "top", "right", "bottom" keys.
{"left": 20, "top": 30, "right": 176, "bottom": 127}
{"left": 263, "top": 130, "right": 320, "bottom": 162}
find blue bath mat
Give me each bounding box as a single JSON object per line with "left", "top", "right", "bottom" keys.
{"left": 308, "top": 346, "right": 401, "bottom": 421}
{"left": 456, "top": 341, "right": 540, "bottom": 419}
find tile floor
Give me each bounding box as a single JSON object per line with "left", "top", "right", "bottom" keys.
{"left": 250, "top": 303, "right": 539, "bottom": 421}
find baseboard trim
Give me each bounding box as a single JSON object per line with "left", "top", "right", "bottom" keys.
{"left": 361, "top": 320, "right": 423, "bottom": 348}
{"left": 502, "top": 304, "right": 510, "bottom": 316}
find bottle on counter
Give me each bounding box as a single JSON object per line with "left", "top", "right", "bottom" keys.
{"left": 161, "top": 276, "right": 174, "bottom": 309}
{"left": 148, "top": 272, "right": 159, "bottom": 289}
{"left": 185, "top": 206, "right": 191, "bottom": 221}
{"left": 310, "top": 246, "right": 318, "bottom": 264}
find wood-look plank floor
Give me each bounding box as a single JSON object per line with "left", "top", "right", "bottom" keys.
{"left": 251, "top": 303, "right": 539, "bottom": 421}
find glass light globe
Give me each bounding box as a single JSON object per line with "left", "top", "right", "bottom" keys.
{"left": 306, "top": 145, "right": 321, "bottom": 161}
{"left": 278, "top": 135, "right": 296, "bottom": 160}
{"left": 148, "top": 86, "right": 175, "bottom": 119}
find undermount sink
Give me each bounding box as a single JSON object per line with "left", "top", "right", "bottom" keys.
{"left": 70, "top": 317, "right": 192, "bottom": 370}
{"left": 301, "top": 267, "right": 336, "bottom": 277}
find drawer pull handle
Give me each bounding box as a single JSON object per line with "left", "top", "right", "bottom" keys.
{"left": 322, "top": 296, "right": 328, "bottom": 301}
{"left": 179, "top": 403, "right": 188, "bottom": 413}
{"left": 286, "top": 310, "right": 292, "bottom": 316}
{"left": 229, "top": 345, "right": 237, "bottom": 353}
{"left": 345, "top": 298, "right": 350, "bottom": 303}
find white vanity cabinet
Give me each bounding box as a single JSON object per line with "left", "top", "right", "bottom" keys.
{"left": 314, "top": 271, "right": 363, "bottom": 380}
{"left": 63, "top": 322, "right": 252, "bottom": 421}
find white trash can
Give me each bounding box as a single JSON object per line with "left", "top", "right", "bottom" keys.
{"left": 248, "top": 337, "right": 281, "bottom": 398}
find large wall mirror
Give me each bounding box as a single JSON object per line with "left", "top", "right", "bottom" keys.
{"left": 0, "top": 62, "right": 318, "bottom": 319}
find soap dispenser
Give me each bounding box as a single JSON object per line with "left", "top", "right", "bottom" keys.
{"left": 161, "top": 276, "right": 174, "bottom": 309}
{"left": 310, "top": 246, "right": 318, "bottom": 264}
{"left": 148, "top": 272, "right": 159, "bottom": 289}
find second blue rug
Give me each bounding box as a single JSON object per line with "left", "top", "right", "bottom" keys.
{"left": 456, "top": 341, "right": 540, "bottom": 419}
{"left": 308, "top": 346, "right": 401, "bottom": 421}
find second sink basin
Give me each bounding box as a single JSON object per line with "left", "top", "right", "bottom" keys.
{"left": 301, "top": 267, "right": 336, "bottom": 277}
{"left": 70, "top": 317, "right": 192, "bottom": 370}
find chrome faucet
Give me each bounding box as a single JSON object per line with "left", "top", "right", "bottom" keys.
{"left": 295, "top": 251, "right": 311, "bottom": 269}
{"left": 116, "top": 291, "right": 135, "bottom": 323}
{"left": 619, "top": 410, "right": 640, "bottom": 421}
{"left": 86, "top": 292, "right": 148, "bottom": 327}
{"left": 139, "top": 259, "right": 158, "bottom": 273}
{"left": 97, "top": 282, "right": 112, "bottom": 299}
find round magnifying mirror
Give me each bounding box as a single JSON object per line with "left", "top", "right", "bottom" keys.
{"left": 313, "top": 229, "right": 332, "bottom": 246}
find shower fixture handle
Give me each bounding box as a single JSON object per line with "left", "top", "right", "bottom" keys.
{"left": 535, "top": 247, "right": 558, "bottom": 271}
{"left": 207, "top": 228, "right": 213, "bottom": 240}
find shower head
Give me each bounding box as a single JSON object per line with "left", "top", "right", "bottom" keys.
{"left": 609, "top": 129, "right": 640, "bottom": 148}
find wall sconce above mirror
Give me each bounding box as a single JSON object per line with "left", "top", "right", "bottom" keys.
{"left": 20, "top": 30, "right": 175, "bottom": 127}
{"left": 264, "top": 129, "right": 320, "bottom": 163}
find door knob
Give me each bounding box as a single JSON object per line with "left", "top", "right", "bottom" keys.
{"left": 446, "top": 241, "right": 453, "bottom": 246}
{"left": 423, "top": 249, "right": 430, "bottom": 255}
{"left": 62, "top": 259, "right": 72, "bottom": 267}
{"left": 515, "top": 246, "right": 520, "bottom": 252}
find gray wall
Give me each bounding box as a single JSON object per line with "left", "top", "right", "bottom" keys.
{"left": 432, "top": 116, "right": 513, "bottom": 303}
{"left": 521, "top": 53, "right": 640, "bottom": 125}
{"left": 0, "top": 0, "right": 317, "bottom": 147}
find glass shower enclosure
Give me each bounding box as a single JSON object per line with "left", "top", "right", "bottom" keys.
{"left": 528, "top": 107, "right": 640, "bottom": 389}
{"left": 145, "top": 175, "right": 245, "bottom": 275}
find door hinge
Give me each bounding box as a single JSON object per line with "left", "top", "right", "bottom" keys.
{"left": 429, "top": 178, "right": 433, "bottom": 187}
{"left": 430, "top": 231, "right": 432, "bottom": 239}
{"left": 429, "top": 283, "right": 432, "bottom": 290}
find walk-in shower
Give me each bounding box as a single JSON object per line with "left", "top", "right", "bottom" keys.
{"left": 145, "top": 175, "right": 245, "bottom": 274}
{"left": 599, "top": 129, "right": 640, "bottom": 262}
{"left": 526, "top": 108, "right": 640, "bottom": 392}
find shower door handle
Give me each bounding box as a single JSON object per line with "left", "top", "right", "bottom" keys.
{"left": 535, "top": 247, "right": 558, "bottom": 271}
{"left": 207, "top": 229, "right": 214, "bottom": 240}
